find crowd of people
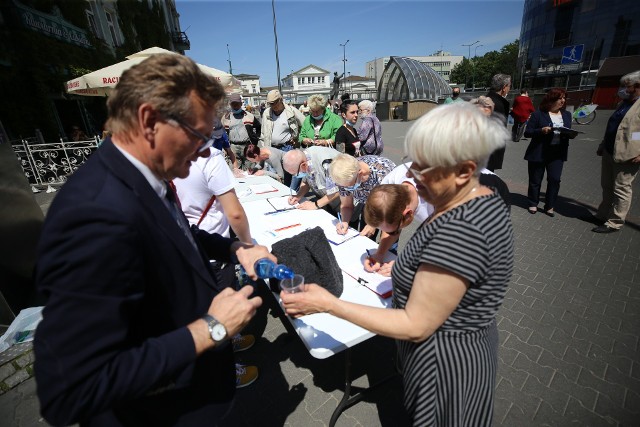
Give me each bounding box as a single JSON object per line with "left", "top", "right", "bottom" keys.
{"left": 30, "top": 51, "right": 639, "bottom": 427}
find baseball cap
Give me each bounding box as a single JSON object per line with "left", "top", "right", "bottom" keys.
{"left": 229, "top": 93, "right": 242, "bottom": 103}
{"left": 266, "top": 90, "right": 282, "bottom": 104}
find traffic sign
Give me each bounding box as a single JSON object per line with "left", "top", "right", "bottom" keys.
{"left": 562, "top": 44, "right": 584, "bottom": 64}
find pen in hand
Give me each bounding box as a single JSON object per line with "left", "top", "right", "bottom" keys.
{"left": 337, "top": 212, "right": 346, "bottom": 235}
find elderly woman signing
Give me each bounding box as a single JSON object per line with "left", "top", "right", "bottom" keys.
{"left": 298, "top": 94, "right": 343, "bottom": 148}
{"left": 281, "top": 103, "right": 514, "bottom": 426}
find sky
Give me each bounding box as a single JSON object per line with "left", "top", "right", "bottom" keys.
{"left": 176, "top": 0, "right": 525, "bottom": 87}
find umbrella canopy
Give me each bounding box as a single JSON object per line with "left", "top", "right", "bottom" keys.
{"left": 65, "top": 47, "right": 240, "bottom": 96}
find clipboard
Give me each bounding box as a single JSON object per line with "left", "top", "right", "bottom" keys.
{"left": 342, "top": 269, "right": 392, "bottom": 298}
{"left": 267, "top": 196, "right": 297, "bottom": 212}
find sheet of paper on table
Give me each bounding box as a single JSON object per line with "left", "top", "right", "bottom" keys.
{"left": 341, "top": 264, "right": 392, "bottom": 298}
{"left": 249, "top": 183, "right": 279, "bottom": 195}
{"left": 322, "top": 225, "right": 359, "bottom": 245}
{"left": 267, "top": 195, "right": 297, "bottom": 211}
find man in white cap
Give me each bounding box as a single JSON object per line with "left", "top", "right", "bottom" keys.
{"left": 259, "top": 89, "right": 305, "bottom": 153}
{"left": 221, "top": 93, "right": 260, "bottom": 170}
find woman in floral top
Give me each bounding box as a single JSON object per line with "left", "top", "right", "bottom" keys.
{"left": 357, "top": 100, "right": 384, "bottom": 155}
{"left": 329, "top": 153, "right": 396, "bottom": 233}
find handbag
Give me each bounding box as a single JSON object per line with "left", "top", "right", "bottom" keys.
{"left": 270, "top": 226, "right": 343, "bottom": 297}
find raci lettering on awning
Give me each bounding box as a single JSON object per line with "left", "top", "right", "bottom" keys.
{"left": 14, "top": 0, "right": 92, "bottom": 48}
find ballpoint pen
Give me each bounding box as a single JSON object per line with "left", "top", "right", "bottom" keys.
{"left": 337, "top": 212, "right": 344, "bottom": 234}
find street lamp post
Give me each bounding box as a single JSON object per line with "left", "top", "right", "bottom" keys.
{"left": 226, "top": 44, "right": 233, "bottom": 75}
{"left": 340, "top": 39, "right": 349, "bottom": 94}
{"left": 271, "top": 0, "right": 282, "bottom": 93}
{"left": 472, "top": 44, "right": 483, "bottom": 91}
{"left": 461, "top": 40, "right": 479, "bottom": 90}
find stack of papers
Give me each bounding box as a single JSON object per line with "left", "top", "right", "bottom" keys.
{"left": 342, "top": 267, "right": 392, "bottom": 298}
{"left": 323, "top": 226, "right": 359, "bottom": 245}
{"left": 249, "top": 183, "right": 278, "bottom": 195}
{"left": 267, "top": 196, "right": 297, "bottom": 212}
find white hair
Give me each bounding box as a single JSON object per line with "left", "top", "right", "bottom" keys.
{"left": 404, "top": 103, "right": 508, "bottom": 173}
{"left": 329, "top": 154, "right": 359, "bottom": 185}
{"left": 308, "top": 94, "right": 327, "bottom": 111}
{"left": 621, "top": 71, "right": 640, "bottom": 87}
{"left": 358, "top": 100, "right": 374, "bottom": 113}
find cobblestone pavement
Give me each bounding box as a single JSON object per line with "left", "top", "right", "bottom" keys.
{"left": 2, "top": 109, "right": 639, "bottom": 426}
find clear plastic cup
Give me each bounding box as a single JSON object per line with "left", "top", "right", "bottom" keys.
{"left": 280, "top": 274, "right": 305, "bottom": 293}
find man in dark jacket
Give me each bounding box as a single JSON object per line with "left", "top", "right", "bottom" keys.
{"left": 486, "top": 73, "right": 511, "bottom": 171}
{"left": 33, "top": 54, "right": 273, "bottom": 427}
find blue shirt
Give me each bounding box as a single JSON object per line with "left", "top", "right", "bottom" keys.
{"left": 212, "top": 131, "right": 230, "bottom": 151}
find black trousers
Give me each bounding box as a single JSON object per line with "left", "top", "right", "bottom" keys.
{"left": 527, "top": 159, "right": 564, "bottom": 210}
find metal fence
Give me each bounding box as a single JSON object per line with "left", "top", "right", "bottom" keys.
{"left": 11, "top": 136, "right": 100, "bottom": 192}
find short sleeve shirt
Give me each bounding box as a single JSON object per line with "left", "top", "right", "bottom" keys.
{"left": 338, "top": 155, "right": 396, "bottom": 203}
{"left": 381, "top": 162, "right": 434, "bottom": 222}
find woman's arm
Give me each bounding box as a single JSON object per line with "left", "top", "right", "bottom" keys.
{"left": 282, "top": 263, "right": 468, "bottom": 342}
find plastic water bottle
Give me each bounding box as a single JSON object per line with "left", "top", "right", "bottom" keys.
{"left": 254, "top": 258, "right": 294, "bottom": 280}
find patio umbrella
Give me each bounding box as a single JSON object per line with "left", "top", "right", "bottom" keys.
{"left": 65, "top": 47, "right": 240, "bottom": 96}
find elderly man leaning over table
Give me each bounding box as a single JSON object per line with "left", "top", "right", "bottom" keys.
{"left": 283, "top": 146, "right": 342, "bottom": 215}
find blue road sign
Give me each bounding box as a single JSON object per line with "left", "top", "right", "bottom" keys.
{"left": 562, "top": 44, "right": 584, "bottom": 64}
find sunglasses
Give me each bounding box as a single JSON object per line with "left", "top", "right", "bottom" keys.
{"left": 165, "top": 115, "right": 214, "bottom": 153}
{"left": 386, "top": 217, "right": 403, "bottom": 236}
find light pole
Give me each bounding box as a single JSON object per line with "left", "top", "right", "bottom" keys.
{"left": 472, "top": 44, "right": 483, "bottom": 91}
{"left": 340, "top": 39, "right": 349, "bottom": 94}
{"left": 461, "top": 40, "right": 479, "bottom": 89}
{"left": 226, "top": 44, "right": 233, "bottom": 75}
{"left": 271, "top": 0, "right": 282, "bottom": 93}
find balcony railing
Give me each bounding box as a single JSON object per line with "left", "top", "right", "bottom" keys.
{"left": 172, "top": 31, "right": 190, "bottom": 50}
{"left": 11, "top": 137, "right": 100, "bottom": 191}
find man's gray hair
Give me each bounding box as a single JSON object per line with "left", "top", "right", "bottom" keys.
{"left": 620, "top": 71, "right": 640, "bottom": 87}
{"left": 490, "top": 74, "right": 511, "bottom": 92}
{"left": 404, "top": 103, "right": 508, "bottom": 174}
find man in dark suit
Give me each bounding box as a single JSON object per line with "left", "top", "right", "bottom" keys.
{"left": 33, "top": 54, "right": 274, "bottom": 426}
{"left": 486, "top": 73, "right": 511, "bottom": 171}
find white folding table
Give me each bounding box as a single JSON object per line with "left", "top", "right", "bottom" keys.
{"left": 236, "top": 176, "right": 397, "bottom": 425}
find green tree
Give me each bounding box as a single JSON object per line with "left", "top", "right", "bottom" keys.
{"left": 450, "top": 39, "right": 519, "bottom": 90}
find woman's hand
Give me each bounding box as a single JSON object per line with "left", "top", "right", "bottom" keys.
{"left": 376, "top": 260, "right": 395, "bottom": 277}
{"left": 541, "top": 126, "right": 553, "bottom": 134}
{"left": 360, "top": 224, "right": 377, "bottom": 237}
{"left": 336, "top": 221, "right": 349, "bottom": 235}
{"left": 253, "top": 170, "right": 265, "bottom": 176}
{"left": 280, "top": 284, "right": 335, "bottom": 318}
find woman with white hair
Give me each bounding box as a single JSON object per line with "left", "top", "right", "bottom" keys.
{"left": 298, "top": 94, "right": 343, "bottom": 148}
{"left": 329, "top": 153, "right": 395, "bottom": 233}
{"left": 281, "top": 103, "right": 514, "bottom": 427}
{"left": 357, "top": 100, "right": 384, "bottom": 155}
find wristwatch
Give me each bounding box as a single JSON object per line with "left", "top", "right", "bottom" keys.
{"left": 314, "top": 200, "right": 320, "bottom": 209}
{"left": 202, "top": 314, "right": 227, "bottom": 343}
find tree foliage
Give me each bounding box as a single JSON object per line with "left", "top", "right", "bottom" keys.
{"left": 450, "top": 40, "right": 519, "bottom": 90}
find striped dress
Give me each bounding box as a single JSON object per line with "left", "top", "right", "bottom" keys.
{"left": 392, "top": 193, "right": 514, "bottom": 426}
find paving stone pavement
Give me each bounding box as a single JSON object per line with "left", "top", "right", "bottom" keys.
{"left": 2, "top": 109, "right": 639, "bottom": 426}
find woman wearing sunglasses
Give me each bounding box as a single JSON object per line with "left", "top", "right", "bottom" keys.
{"left": 329, "top": 153, "right": 396, "bottom": 233}
{"left": 281, "top": 103, "right": 513, "bottom": 426}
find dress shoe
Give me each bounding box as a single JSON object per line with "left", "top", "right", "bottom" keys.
{"left": 544, "top": 209, "right": 555, "bottom": 217}
{"left": 592, "top": 225, "right": 619, "bottom": 234}
{"left": 579, "top": 213, "right": 604, "bottom": 225}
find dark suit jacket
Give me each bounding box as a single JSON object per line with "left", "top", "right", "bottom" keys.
{"left": 34, "top": 139, "right": 237, "bottom": 427}
{"left": 523, "top": 109, "right": 572, "bottom": 162}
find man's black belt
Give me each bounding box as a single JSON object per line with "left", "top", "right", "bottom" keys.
{"left": 230, "top": 140, "right": 251, "bottom": 145}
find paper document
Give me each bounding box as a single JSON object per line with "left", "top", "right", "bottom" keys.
{"left": 323, "top": 226, "right": 359, "bottom": 245}
{"left": 342, "top": 267, "right": 392, "bottom": 298}
{"left": 554, "top": 126, "right": 583, "bottom": 137}
{"left": 249, "top": 183, "right": 279, "bottom": 195}
{"left": 267, "top": 196, "right": 297, "bottom": 211}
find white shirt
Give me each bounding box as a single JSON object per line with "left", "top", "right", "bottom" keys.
{"left": 381, "top": 162, "right": 434, "bottom": 223}
{"left": 270, "top": 110, "right": 291, "bottom": 146}
{"left": 173, "top": 149, "right": 235, "bottom": 237}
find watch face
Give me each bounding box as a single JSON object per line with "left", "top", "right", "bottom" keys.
{"left": 211, "top": 323, "right": 227, "bottom": 341}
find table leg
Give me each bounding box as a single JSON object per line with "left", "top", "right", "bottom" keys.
{"left": 328, "top": 348, "right": 399, "bottom": 427}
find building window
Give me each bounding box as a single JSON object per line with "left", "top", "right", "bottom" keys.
{"left": 105, "top": 11, "right": 119, "bottom": 46}
{"left": 298, "top": 78, "right": 301, "bottom": 85}
{"left": 321, "top": 76, "right": 325, "bottom": 83}
{"left": 251, "top": 84, "right": 256, "bottom": 93}
{"left": 85, "top": 10, "right": 99, "bottom": 37}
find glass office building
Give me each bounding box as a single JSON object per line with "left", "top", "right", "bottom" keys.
{"left": 518, "top": 0, "right": 640, "bottom": 89}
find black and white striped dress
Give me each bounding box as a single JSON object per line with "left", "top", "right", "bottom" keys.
{"left": 392, "top": 193, "right": 514, "bottom": 426}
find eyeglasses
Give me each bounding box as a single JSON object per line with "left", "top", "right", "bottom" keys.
{"left": 401, "top": 155, "right": 438, "bottom": 180}
{"left": 165, "top": 115, "right": 214, "bottom": 153}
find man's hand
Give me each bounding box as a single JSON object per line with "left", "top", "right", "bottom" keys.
{"left": 288, "top": 195, "right": 300, "bottom": 205}
{"left": 631, "top": 154, "right": 640, "bottom": 164}
{"left": 297, "top": 200, "right": 316, "bottom": 210}
{"left": 232, "top": 242, "right": 276, "bottom": 280}
{"left": 253, "top": 170, "right": 265, "bottom": 176}
{"left": 208, "top": 286, "right": 262, "bottom": 338}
